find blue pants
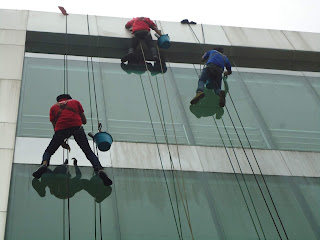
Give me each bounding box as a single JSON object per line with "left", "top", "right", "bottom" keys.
{"left": 197, "top": 64, "right": 223, "bottom": 95}
{"left": 42, "top": 126, "right": 103, "bottom": 170}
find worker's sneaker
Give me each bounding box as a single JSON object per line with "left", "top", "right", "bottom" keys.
{"left": 190, "top": 91, "right": 205, "bottom": 105}
{"left": 219, "top": 90, "right": 226, "bottom": 107}
{"left": 98, "top": 170, "right": 113, "bottom": 186}
{"left": 32, "top": 165, "right": 48, "bottom": 179}
{"left": 121, "top": 52, "right": 134, "bottom": 63}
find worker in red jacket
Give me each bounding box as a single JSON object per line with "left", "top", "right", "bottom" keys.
{"left": 121, "top": 17, "right": 162, "bottom": 63}
{"left": 32, "top": 94, "right": 112, "bottom": 186}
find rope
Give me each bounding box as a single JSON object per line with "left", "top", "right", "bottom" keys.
{"left": 190, "top": 61, "right": 264, "bottom": 238}
{"left": 187, "top": 23, "right": 289, "bottom": 238}
{"left": 156, "top": 19, "right": 195, "bottom": 233}
{"left": 139, "top": 74, "right": 183, "bottom": 240}
{"left": 86, "top": 14, "right": 104, "bottom": 240}
{"left": 154, "top": 42, "right": 194, "bottom": 237}
{"left": 61, "top": 11, "right": 71, "bottom": 239}
{"left": 226, "top": 64, "right": 289, "bottom": 239}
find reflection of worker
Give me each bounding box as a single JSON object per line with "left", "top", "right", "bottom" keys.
{"left": 32, "top": 94, "right": 112, "bottom": 186}
{"left": 190, "top": 47, "right": 232, "bottom": 107}
{"left": 32, "top": 162, "right": 112, "bottom": 203}
{"left": 122, "top": 17, "right": 162, "bottom": 63}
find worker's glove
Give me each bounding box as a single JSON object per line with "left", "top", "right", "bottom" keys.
{"left": 61, "top": 140, "right": 71, "bottom": 152}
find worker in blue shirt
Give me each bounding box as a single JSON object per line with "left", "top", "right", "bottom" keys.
{"left": 190, "top": 47, "right": 232, "bottom": 107}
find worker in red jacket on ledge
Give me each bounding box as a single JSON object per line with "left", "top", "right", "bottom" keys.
{"left": 32, "top": 94, "right": 112, "bottom": 186}
{"left": 121, "top": 17, "right": 162, "bottom": 63}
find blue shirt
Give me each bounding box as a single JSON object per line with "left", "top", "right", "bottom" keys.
{"left": 203, "top": 50, "right": 232, "bottom": 71}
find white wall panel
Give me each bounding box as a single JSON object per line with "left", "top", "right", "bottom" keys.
{"left": 242, "top": 149, "right": 291, "bottom": 176}
{"left": 0, "top": 80, "right": 21, "bottom": 123}
{"left": 97, "top": 16, "right": 131, "bottom": 38}
{"left": 159, "top": 145, "right": 203, "bottom": 171}
{"left": 283, "top": 31, "right": 320, "bottom": 52}
{"left": 0, "top": 9, "right": 28, "bottom": 30}
{"left": 196, "top": 146, "right": 234, "bottom": 173}
{"left": 28, "top": 11, "right": 97, "bottom": 35}
{"left": 111, "top": 142, "right": 162, "bottom": 170}
{"left": 0, "top": 149, "right": 13, "bottom": 212}
{"left": 202, "top": 24, "right": 231, "bottom": 45}
{"left": 0, "top": 123, "right": 16, "bottom": 149}
{"left": 14, "top": 137, "right": 111, "bottom": 168}
{"left": 223, "top": 26, "right": 293, "bottom": 50}
{"left": 280, "top": 151, "right": 320, "bottom": 177}
{"left": 0, "top": 45, "right": 25, "bottom": 80}
{"left": 0, "top": 29, "right": 26, "bottom": 45}
{"left": 0, "top": 212, "right": 6, "bottom": 240}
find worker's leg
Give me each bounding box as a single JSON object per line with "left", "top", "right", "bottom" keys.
{"left": 33, "top": 128, "right": 72, "bottom": 179}
{"left": 190, "top": 68, "right": 208, "bottom": 104}
{"left": 72, "top": 126, "right": 102, "bottom": 170}
{"left": 144, "top": 34, "right": 159, "bottom": 62}
{"left": 121, "top": 36, "right": 139, "bottom": 63}
{"left": 211, "top": 70, "right": 225, "bottom": 107}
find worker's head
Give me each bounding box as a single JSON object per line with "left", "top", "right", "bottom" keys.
{"left": 214, "top": 47, "right": 224, "bottom": 54}
{"left": 56, "top": 94, "right": 72, "bottom": 102}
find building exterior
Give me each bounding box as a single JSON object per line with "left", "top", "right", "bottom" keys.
{"left": 1, "top": 8, "right": 320, "bottom": 240}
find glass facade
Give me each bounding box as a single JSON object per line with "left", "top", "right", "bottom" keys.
{"left": 17, "top": 54, "right": 320, "bottom": 151}
{"left": 5, "top": 164, "right": 320, "bottom": 239}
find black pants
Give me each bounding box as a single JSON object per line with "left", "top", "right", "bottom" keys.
{"left": 42, "top": 126, "right": 103, "bottom": 170}
{"left": 131, "top": 30, "right": 154, "bottom": 51}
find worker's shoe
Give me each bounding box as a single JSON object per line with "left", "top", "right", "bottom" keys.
{"left": 153, "top": 55, "right": 160, "bottom": 63}
{"left": 219, "top": 90, "right": 226, "bottom": 107}
{"left": 97, "top": 170, "right": 113, "bottom": 186}
{"left": 32, "top": 165, "right": 48, "bottom": 179}
{"left": 190, "top": 91, "right": 205, "bottom": 105}
{"left": 121, "top": 52, "right": 134, "bottom": 63}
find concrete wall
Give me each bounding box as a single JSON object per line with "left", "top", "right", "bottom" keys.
{"left": 0, "top": 9, "right": 28, "bottom": 240}
{"left": 24, "top": 10, "right": 320, "bottom": 71}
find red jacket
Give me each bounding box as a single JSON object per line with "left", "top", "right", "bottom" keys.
{"left": 50, "top": 99, "right": 84, "bottom": 131}
{"left": 125, "top": 17, "right": 156, "bottom": 33}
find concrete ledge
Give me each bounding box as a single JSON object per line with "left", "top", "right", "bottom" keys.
{"left": 14, "top": 137, "right": 320, "bottom": 177}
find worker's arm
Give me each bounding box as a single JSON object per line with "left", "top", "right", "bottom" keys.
{"left": 224, "top": 70, "right": 232, "bottom": 76}
{"left": 125, "top": 19, "right": 134, "bottom": 29}
{"left": 201, "top": 52, "right": 209, "bottom": 62}
{"left": 80, "top": 112, "right": 87, "bottom": 125}
{"left": 152, "top": 26, "right": 162, "bottom": 36}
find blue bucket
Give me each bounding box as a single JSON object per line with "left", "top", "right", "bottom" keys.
{"left": 93, "top": 132, "right": 113, "bottom": 152}
{"left": 157, "top": 34, "right": 171, "bottom": 49}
